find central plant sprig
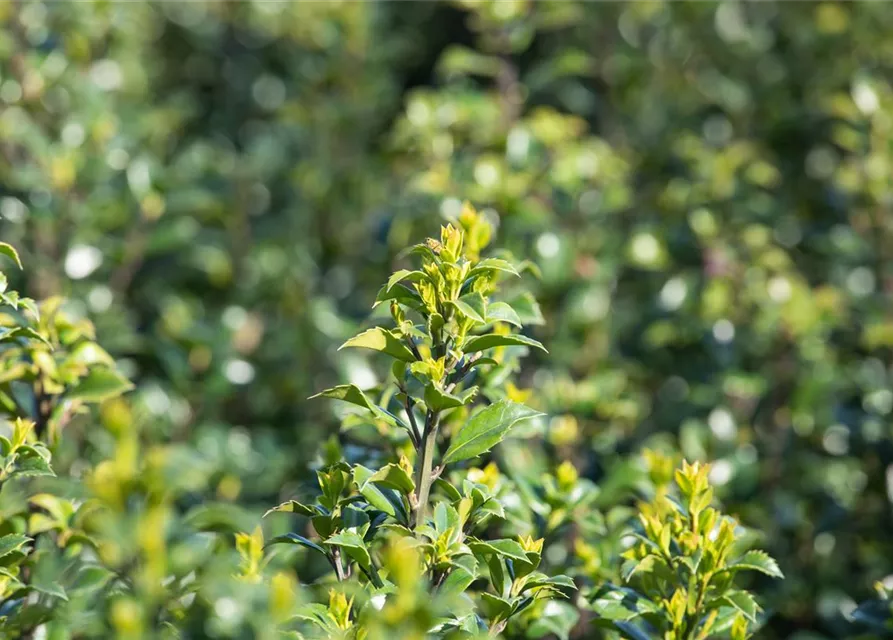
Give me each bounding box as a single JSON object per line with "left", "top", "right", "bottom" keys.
{"left": 265, "top": 205, "right": 574, "bottom": 637}
{"left": 319, "top": 208, "right": 546, "bottom": 530}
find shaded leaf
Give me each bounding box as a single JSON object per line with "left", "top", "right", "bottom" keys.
{"left": 66, "top": 368, "right": 133, "bottom": 403}
{"left": 266, "top": 533, "right": 328, "bottom": 558}
{"left": 264, "top": 500, "right": 319, "bottom": 518}
{"left": 0, "top": 534, "right": 30, "bottom": 560}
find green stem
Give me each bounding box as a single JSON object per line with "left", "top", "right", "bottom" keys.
{"left": 413, "top": 411, "right": 439, "bottom": 528}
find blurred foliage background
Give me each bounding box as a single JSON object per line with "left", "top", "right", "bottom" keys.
{"left": 2, "top": 1, "right": 893, "bottom": 637}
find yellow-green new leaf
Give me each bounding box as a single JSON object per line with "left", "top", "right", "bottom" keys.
{"left": 339, "top": 327, "right": 415, "bottom": 362}
{"left": 442, "top": 400, "right": 542, "bottom": 465}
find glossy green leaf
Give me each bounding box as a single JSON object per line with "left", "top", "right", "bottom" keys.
{"left": 266, "top": 533, "right": 328, "bottom": 557}
{"left": 339, "top": 327, "right": 415, "bottom": 362}
{"left": 721, "top": 550, "right": 784, "bottom": 579}
{"left": 462, "top": 333, "right": 547, "bottom": 354}
{"left": 714, "top": 590, "right": 760, "bottom": 623}
{"left": 509, "top": 291, "right": 545, "bottom": 325}
{"left": 263, "top": 500, "right": 318, "bottom": 518}
{"left": 0, "top": 534, "right": 31, "bottom": 560}
{"left": 368, "top": 463, "right": 415, "bottom": 495}
{"left": 0, "top": 243, "right": 22, "bottom": 269}
{"left": 468, "top": 258, "right": 519, "bottom": 280}
{"left": 442, "top": 400, "right": 542, "bottom": 464}
{"left": 353, "top": 465, "right": 407, "bottom": 523}
{"left": 310, "top": 384, "right": 377, "bottom": 411}
{"left": 386, "top": 269, "right": 430, "bottom": 291}
{"left": 486, "top": 301, "right": 522, "bottom": 327}
{"left": 325, "top": 527, "right": 372, "bottom": 569}
{"left": 424, "top": 384, "right": 477, "bottom": 412}
{"left": 468, "top": 538, "right": 529, "bottom": 563}
{"left": 451, "top": 292, "right": 487, "bottom": 324}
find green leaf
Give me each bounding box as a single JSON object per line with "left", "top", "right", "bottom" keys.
{"left": 11, "top": 448, "right": 54, "bottom": 478}
{"left": 386, "top": 269, "right": 430, "bottom": 291}
{"left": 612, "top": 622, "right": 654, "bottom": 640}
{"left": 263, "top": 500, "right": 318, "bottom": 518}
{"left": 0, "top": 534, "right": 31, "bottom": 560}
{"left": 18, "top": 298, "right": 38, "bottom": 319}
{"left": 0, "top": 243, "right": 22, "bottom": 269}
{"left": 434, "top": 502, "right": 461, "bottom": 536}
{"left": 325, "top": 527, "right": 372, "bottom": 569}
{"left": 468, "top": 538, "right": 530, "bottom": 563}
{"left": 72, "top": 566, "right": 114, "bottom": 592}
{"left": 479, "top": 592, "right": 513, "bottom": 622}
{"left": 721, "top": 550, "right": 784, "bottom": 579}
{"left": 373, "top": 283, "right": 424, "bottom": 310}
{"left": 368, "top": 463, "right": 415, "bottom": 495}
{"left": 716, "top": 590, "right": 760, "bottom": 623}
{"left": 451, "top": 292, "right": 487, "bottom": 324}
{"left": 266, "top": 533, "right": 328, "bottom": 558}
{"left": 434, "top": 478, "right": 462, "bottom": 502}
{"left": 66, "top": 368, "right": 134, "bottom": 403}
{"left": 439, "top": 563, "right": 476, "bottom": 599}
{"left": 29, "top": 575, "right": 68, "bottom": 601}
{"left": 0, "top": 326, "right": 51, "bottom": 346}
{"left": 463, "top": 333, "right": 547, "bottom": 355}
{"left": 468, "top": 258, "right": 519, "bottom": 280}
{"left": 310, "top": 384, "right": 377, "bottom": 411}
{"left": 310, "top": 384, "right": 409, "bottom": 433}
{"left": 486, "top": 302, "right": 522, "bottom": 327}
{"left": 353, "top": 465, "right": 408, "bottom": 523}
{"left": 339, "top": 327, "right": 415, "bottom": 362}
{"left": 442, "top": 400, "right": 542, "bottom": 465}
{"left": 522, "top": 574, "right": 576, "bottom": 594}
{"left": 509, "top": 292, "right": 545, "bottom": 326}
{"left": 621, "top": 554, "right": 661, "bottom": 581}
{"left": 588, "top": 584, "right": 658, "bottom": 622}
{"left": 424, "top": 384, "right": 477, "bottom": 412}
{"left": 185, "top": 503, "right": 258, "bottom": 533}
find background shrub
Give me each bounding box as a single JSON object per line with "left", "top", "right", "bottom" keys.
{"left": 2, "top": 2, "right": 893, "bottom": 638}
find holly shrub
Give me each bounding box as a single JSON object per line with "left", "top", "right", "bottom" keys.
{"left": 0, "top": 216, "right": 783, "bottom": 638}
{"left": 5, "top": 2, "right": 893, "bottom": 639}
